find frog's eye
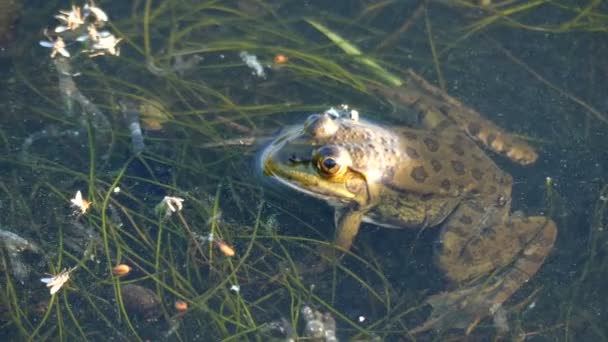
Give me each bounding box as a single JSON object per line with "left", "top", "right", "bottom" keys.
{"left": 322, "top": 158, "right": 338, "bottom": 171}
{"left": 314, "top": 145, "right": 352, "bottom": 178}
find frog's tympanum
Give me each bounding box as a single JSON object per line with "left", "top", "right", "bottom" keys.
{"left": 261, "top": 70, "right": 557, "bottom": 334}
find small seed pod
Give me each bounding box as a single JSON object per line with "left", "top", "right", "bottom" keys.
{"left": 174, "top": 299, "right": 188, "bottom": 312}
{"left": 215, "top": 240, "right": 235, "bottom": 257}
{"left": 274, "top": 54, "right": 288, "bottom": 64}
{"left": 112, "top": 264, "right": 132, "bottom": 277}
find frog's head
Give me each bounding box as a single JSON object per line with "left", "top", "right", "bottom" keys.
{"left": 260, "top": 109, "right": 395, "bottom": 209}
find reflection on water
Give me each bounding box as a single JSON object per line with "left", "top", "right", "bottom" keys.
{"left": 0, "top": 0, "right": 607, "bottom": 340}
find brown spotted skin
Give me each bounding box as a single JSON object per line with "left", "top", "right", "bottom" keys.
{"left": 261, "top": 70, "right": 556, "bottom": 334}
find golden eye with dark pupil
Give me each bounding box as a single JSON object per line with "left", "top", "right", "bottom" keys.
{"left": 321, "top": 157, "right": 339, "bottom": 173}
{"left": 314, "top": 145, "right": 352, "bottom": 177}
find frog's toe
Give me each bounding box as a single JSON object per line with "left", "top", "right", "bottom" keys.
{"left": 412, "top": 270, "right": 526, "bottom": 335}
{"left": 410, "top": 283, "right": 494, "bottom": 335}
{"left": 506, "top": 144, "right": 538, "bottom": 165}
{"left": 296, "top": 245, "right": 342, "bottom": 275}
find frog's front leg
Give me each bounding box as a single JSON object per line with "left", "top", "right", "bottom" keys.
{"left": 333, "top": 208, "right": 364, "bottom": 253}
{"left": 313, "top": 209, "right": 364, "bottom": 271}
{"left": 414, "top": 204, "right": 557, "bottom": 334}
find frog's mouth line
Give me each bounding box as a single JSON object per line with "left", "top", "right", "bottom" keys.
{"left": 260, "top": 124, "right": 360, "bottom": 203}
{"left": 262, "top": 157, "right": 356, "bottom": 202}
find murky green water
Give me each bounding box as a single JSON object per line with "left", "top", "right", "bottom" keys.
{"left": 0, "top": 1, "right": 607, "bottom": 341}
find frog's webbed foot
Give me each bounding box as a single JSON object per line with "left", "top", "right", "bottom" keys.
{"left": 297, "top": 209, "right": 365, "bottom": 275}
{"left": 415, "top": 216, "right": 557, "bottom": 335}
{"left": 410, "top": 279, "right": 502, "bottom": 335}
{"left": 300, "top": 245, "right": 340, "bottom": 274}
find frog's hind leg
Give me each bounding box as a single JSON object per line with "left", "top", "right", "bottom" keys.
{"left": 369, "top": 70, "right": 539, "bottom": 165}
{"left": 403, "top": 70, "right": 539, "bottom": 166}
{"left": 415, "top": 215, "right": 556, "bottom": 334}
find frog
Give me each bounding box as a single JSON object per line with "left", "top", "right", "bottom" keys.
{"left": 260, "top": 69, "right": 557, "bottom": 334}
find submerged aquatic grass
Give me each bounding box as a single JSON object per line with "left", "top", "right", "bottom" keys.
{"left": 0, "top": 0, "right": 607, "bottom": 341}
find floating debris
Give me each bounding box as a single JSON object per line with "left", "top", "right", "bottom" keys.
{"left": 146, "top": 54, "right": 204, "bottom": 77}
{"left": 0, "top": 229, "right": 41, "bottom": 282}
{"left": 40, "top": 266, "right": 77, "bottom": 295}
{"left": 263, "top": 308, "right": 342, "bottom": 342}
{"left": 262, "top": 318, "right": 297, "bottom": 341}
{"left": 62, "top": 220, "right": 102, "bottom": 260}
{"left": 139, "top": 99, "right": 173, "bottom": 131}
{"left": 40, "top": 57, "right": 112, "bottom": 161}
{"left": 239, "top": 51, "right": 266, "bottom": 78}
{"left": 172, "top": 54, "right": 204, "bottom": 76}
{"left": 120, "top": 284, "right": 162, "bottom": 322}
{"left": 20, "top": 125, "right": 80, "bottom": 160}
{"left": 119, "top": 100, "right": 145, "bottom": 155}
{"left": 301, "top": 305, "right": 338, "bottom": 342}
{"left": 0, "top": 229, "right": 40, "bottom": 254}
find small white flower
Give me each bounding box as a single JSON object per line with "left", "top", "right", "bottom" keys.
{"left": 83, "top": 24, "right": 100, "bottom": 42}
{"left": 70, "top": 190, "right": 91, "bottom": 215}
{"left": 113, "top": 186, "right": 121, "bottom": 193}
{"left": 54, "top": 5, "right": 85, "bottom": 31}
{"left": 39, "top": 36, "right": 70, "bottom": 58}
{"left": 40, "top": 267, "right": 77, "bottom": 295}
{"left": 84, "top": 1, "right": 108, "bottom": 23}
{"left": 156, "top": 196, "right": 185, "bottom": 218}
{"left": 229, "top": 284, "right": 240, "bottom": 293}
{"left": 164, "top": 196, "right": 184, "bottom": 212}
{"left": 87, "top": 31, "right": 122, "bottom": 57}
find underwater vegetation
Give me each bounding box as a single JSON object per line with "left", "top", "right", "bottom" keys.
{"left": 0, "top": 0, "right": 22, "bottom": 48}
{"left": 0, "top": 0, "right": 607, "bottom": 341}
